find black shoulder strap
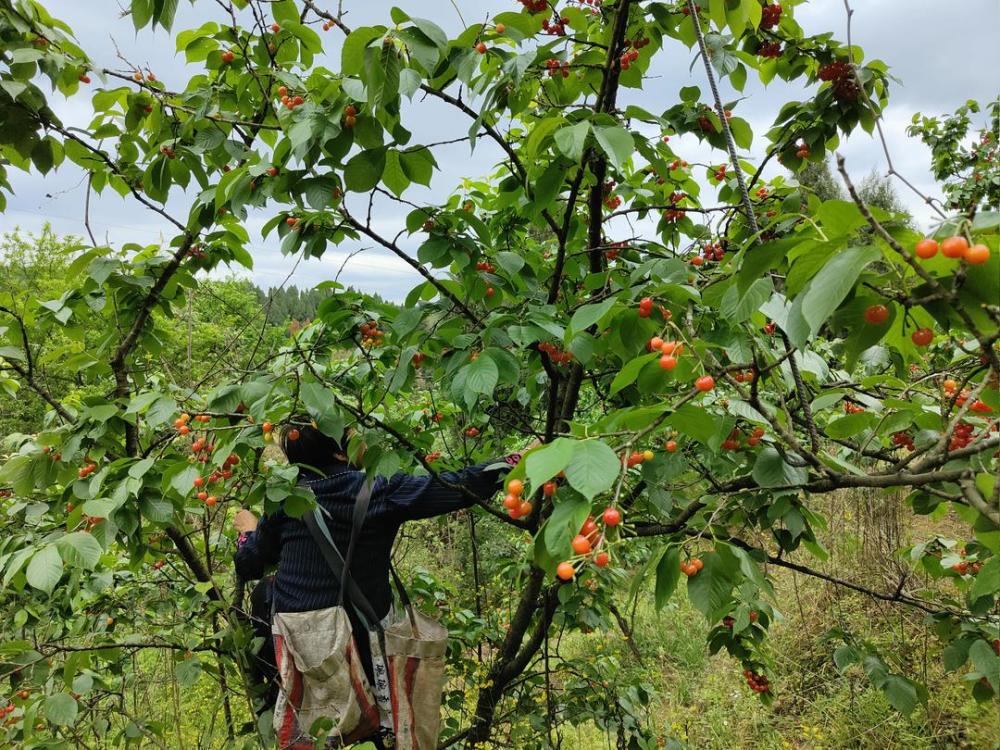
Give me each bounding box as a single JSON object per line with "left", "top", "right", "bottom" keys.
{"left": 301, "top": 477, "right": 380, "bottom": 630}
{"left": 341, "top": 477, "right": 373, "bottom": 605}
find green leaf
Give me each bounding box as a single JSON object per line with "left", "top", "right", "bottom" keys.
{"left": 525, "top": 439, "right": 574, "bottom": 491}
{"left": 409, "top": 16, "right": 448, "bottom": 50}
{"left": 553, "top": 121, "right": 590, "bottom": 162}
{"left": 969, "top": 557, "right": 1000, "bottom": 601}
{"left": 464, "top": 355, "right": 499, "bottom": 405}
{"left": 593, "top": 125, "right": 634, "bottom": 170}
{"left": 381, "top": 150, "right": 409, "bottom": 196}
{"left": 299, "top": 382, "right": 345, "bottom": 441}
{"left": 26, "top": 546, "right": 63, "bottom": 594}
{"left": 543, "top": 494, "right": 590, "bottom": 558}
{"left": 655, "top": 547, "right": 681, "bottom": 610}
{"left": 882, "top": 675, "right": 919, "bottom": 715}
{"left": 55, "top": 532, "right": 103, "bottom": 569}
{"left": 969, "top": 639, "right": 1000, "bottom": 691}
{"left": 786, "top": 245, "right": 881, "bottom": 348}
{"left": 344, "top": 148, "right": 387, "bottom": 193}
{"left": 752, "top": 447, "right": 808, "bottom": 488}
{"left": 610, "top": 353, "right": 657, "bottom": 395}
{"left": 686, "top": 548, "right": 740, "bottom": 620}
{"left": 569, "top": 298, "right": 616, "bottom": 334}
{"left": 667, "top": 404, "right": 722, "bottom": 445}
{"left": 565, "top": 440, "right": 619, "bottom": 500}
{"left": 44, "top": 693, "right": 78, "bottom": 726}
{"left": 400, "top": 147, "right": 435, "bottom": 186}
{"left": 342, "top": 27, "right": 384, "bottom": 76}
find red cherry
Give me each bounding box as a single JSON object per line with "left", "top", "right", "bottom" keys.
{"left": 940, "top": 236, "right": 969, "bottom": 259}
{"left": 863, "top": 304, "right": 889, "bottom": 325}
{"left": 556, "top": 562, "right": 576, "bottom": 581}
{"left": 602, "top": 507, "right": 622, "bottom": 527}
{"left": 594, "top": 551, "right": 610, "bottom": 567}
{"left": 914, "top": 238, "right": 938, "bottom": 259}
{"left": 911, "top": 328, "right": 933, "bottom": 347}
{"left": 271, "top": 23, "right": 281, "bottom": 33}
{"left": 694, "top": 375, "right": 715, "bottom": 392}
{"left": 571, "top": 535, "right": 592, "bottom": 555}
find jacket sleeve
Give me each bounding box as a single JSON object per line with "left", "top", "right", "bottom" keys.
{"left": 234, "top": 513, "right": 283, "bottom": 580}
{"left": 384, "top": 454, "right": 520, "bottom": 522}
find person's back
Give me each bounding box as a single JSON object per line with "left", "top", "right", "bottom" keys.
{"left": 233, "top": 421, "right": 526, "bottom": 748}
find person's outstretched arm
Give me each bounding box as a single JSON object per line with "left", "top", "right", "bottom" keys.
{"left": 234, "top": 510, "right": 283, "bottom": 580}
{"left": 384, "top": 453, "right": 523, "bottom": 521}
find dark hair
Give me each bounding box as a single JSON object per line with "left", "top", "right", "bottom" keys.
{"left": 279, "top": 415, "right": 348, "bottom": 470}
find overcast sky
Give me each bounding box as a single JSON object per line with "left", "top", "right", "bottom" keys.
{"left": 4, "top": 0, "right": 998, "bottom": 301}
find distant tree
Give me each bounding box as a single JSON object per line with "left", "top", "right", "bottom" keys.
{"left": 796, "top": 158, "right": 843, "bottom": 202}
{"left": 794, "top": 159, "right": 912, "bottom": 225}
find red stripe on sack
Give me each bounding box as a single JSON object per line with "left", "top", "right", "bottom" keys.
{"left": 343, "top": 640, "right": 380, "bottom": 743}
{"left": 389, "top": 654, "right": 400, "bottom": 738}
{"left": 404, "top": 656, "right": 420, "bottom": 748}
{"left": 275, "top": 635, "right": 296, "bottom": 749}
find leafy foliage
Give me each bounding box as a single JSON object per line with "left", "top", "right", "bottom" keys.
{"left": 0, "top": 0, "right": 997, "bottom": 747}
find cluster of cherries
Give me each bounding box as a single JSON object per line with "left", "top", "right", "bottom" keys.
{"left": 619, "top": 36, "right": 649, "bottom": 71}
{"left": 695, "top": 242, "right": 725, "bottom": 265}
{"left": 544, "top": 58, "right": 571, "bottom": 78}
{"left": 722, "top": 426, "right": 766, "bottom": 451}
{"left": 538, "top": 340, "right": 574, "bottom": 365}
{"left": 41, "top": 445, "right": 62, "bottom": 462}
{"left": 186, "top": 244, "right": 208, "bottom": 261}
{"left": 712, "top": 164, "right": 727, "bottom": 182}
{"left": 669, "top": 160, "right": 689, "bottom": 172}
{"left": 502, "top": 478, "right": 533, "bottom": 520}
{"left": 557, "top": 509, "right": 619, "bottom": 580}
{"left": 732, "top": 369, "right": 756, "bottom": 383}
{"left": 475, "top": 260, "right": 496, "bottom": 272}
{"left": 602, "top": 179, "right": 621, "bottom": 210}
{"left": 743, "top": 669, "right": 771, "bottom": 693}
{"left": 604, "top": 240, "right": 628, "bottom": 260}
{"left": 424, "top": 450, "right": 442, "bottom": 463}
{"left": 891, "top": 431, "right": 915, "bottom": 451}
{"left": 914, "top": 235, "right": 990, "bottom": 265}
{"left": 843, "top": 401, "right": 865, "bottom": 414}
{"left": 160, "top": 145, "right": 178, "bottom": 159}
{"left": 343, "top": 104, "right": 357, "bottom": 128}
{"left": 948, "top": 422, "right": 976, "bottom": 452}
{"left": 680, "top": 557, "right": 703, "bottom": 576}
{"left": 794, "top": 142, "right": 810, "bottom": 159}
{"left": 77, "top": 461, "right": 98, "bottom": 479}
{"left": 541, "top": 15, "right": 569, "bottom": 36}
{"left": 192, "top": 453, "right": 240, "bottom": 507}
{"left": 625, "top": 449, "right": 655, "bottom": 468}
{"left": 321, "top": 18, "right": 339, "bottom": 31}
{"left": 517, "top": 0, "right": 548, "bottom": 12}
{"left": 649, "top": 336, "right": 685, "bottom": 371}
{"left": 277, "top": 85, "right": 305, "bottom": 110}
{"left": 760, "top": 3, "right": 782, "bottom": 28}
{"left": 944, "top": 379, "right": 994, "bottom": 415}
{"left": 757, "top": 40, "right": 781, "bottom": 58}
{"left": 174, "top": 411, "right": 211, "bottom": 436}
{"left": 951, "top": 559, "right": 983, "bottom": 576}
{"left": 662, "top": 208, "right": 686, "bottom": 223}
{"left": 358, "top": 320, "right": 385, "bottom": 348}
{"left": 817, "top": 60, "right": 859, "bottom": 102}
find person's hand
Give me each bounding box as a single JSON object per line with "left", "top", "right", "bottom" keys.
{"left": 233, "top": 509, "right": 258, "bottom": 533}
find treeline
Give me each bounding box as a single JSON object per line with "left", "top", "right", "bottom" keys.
{"left": 255, "top": 284, "right": 395, "bottom": 326}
